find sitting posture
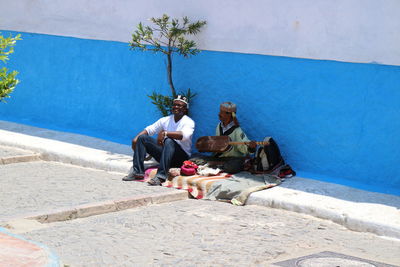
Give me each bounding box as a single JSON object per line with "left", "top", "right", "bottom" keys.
{"left": 194, "top": 102, "right": 256, "bottom": 174}
{"left": 215, "top": 102, "right": 257, "bottom": 173}
{"left": 123, "top": 95, "right": 195, "bottom": 185}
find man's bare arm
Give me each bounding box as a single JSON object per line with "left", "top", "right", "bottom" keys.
{"left": 157, "top": 130, "right": 183, "bottom": 146}
{"left": 132, "top": 130, "right": 148, "bottom": 150}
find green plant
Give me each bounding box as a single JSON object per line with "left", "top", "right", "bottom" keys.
{"left": 148, "top": 88, "right": 197, "bottom": 117}
{"left": 0, "top": 32, "right": 21, "bottom": 103}
{"left": 130, "top": 14, "right": 206, "bottom": 115}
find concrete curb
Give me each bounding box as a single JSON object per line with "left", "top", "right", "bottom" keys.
{"left": 0, "top": 122, "right": 157, "bottom": 173}
{"left": 0, "top": 154, "right": 41, "bottom": 165}
{"left": 28, "top": 190, "right": 189, "bottom": 223}
{"left": 247, "top": 192, "right": 400, "bottom": 240}
{"left": 1, "top": 136, "right": 132, "bottom": 173}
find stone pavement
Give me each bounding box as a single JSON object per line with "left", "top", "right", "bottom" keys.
{"left": 247, "top": 178, "right": 400, "bottom": 239}
{"left": 1, "top": 120, "right": 400, "bottom": 266}
{"left": 0, "top": 160, "right": 186, "bottom": 223}
{"left": 15, "top": 200, "right": 400, "bottom": 266}
{"left": 0, "top": 146, "right": 187, "bottom": 266}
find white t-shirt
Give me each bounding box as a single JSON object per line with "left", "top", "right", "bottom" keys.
{"left": 145, "top": 115, "right": 195, "bottom": 156}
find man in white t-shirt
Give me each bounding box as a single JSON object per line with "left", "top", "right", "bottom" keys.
{"left": 123, "top": 95, "right": 195, "bottom": 186}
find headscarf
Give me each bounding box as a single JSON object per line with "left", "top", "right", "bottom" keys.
{"left": 220, "top": 102, "right": 239, "bottom": 126}
{"left": 174, "top": 95, "right": 189, "bottom": 109}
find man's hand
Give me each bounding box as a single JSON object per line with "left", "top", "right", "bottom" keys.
{"left": 248, "top": 140, "right": 257, "bottom": 149}
{"left": 157, "top": 131, "right": 166, "bottom": 146}
{"left": 131, "top": 137, "right": 139, "bottom": 151}
{"left": 247, "top": 141, "right": 257, "bottom": 153}
{"left": 131, "top": 130, "right": 148, "bottom": 151}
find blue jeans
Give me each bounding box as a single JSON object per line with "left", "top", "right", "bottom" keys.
{"left": 132, "top": 135, "right": 189, "bottom": 180}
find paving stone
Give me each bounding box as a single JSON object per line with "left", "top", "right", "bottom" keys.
{"left": 274, "top": 251, "right": 398, "bottom": 267}
{"left": 0, "top": 161, "right": 178, "bottom": 220}
{"left": 20, "top": 200, "right": 400, "bottom": 267}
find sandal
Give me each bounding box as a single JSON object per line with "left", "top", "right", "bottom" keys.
{"left": 147, "top": 177, "right": 164, "bottom": 186}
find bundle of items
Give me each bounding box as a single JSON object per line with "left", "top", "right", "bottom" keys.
{"left": 142, "top": 136, "right": 296, "bottom": 205}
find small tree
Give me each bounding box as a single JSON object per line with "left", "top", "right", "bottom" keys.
{"left": 130, "top": 14, "right": 206, "bottom": 116}
{"left": 0, "top": 32, "right": 21, "bottom": 102}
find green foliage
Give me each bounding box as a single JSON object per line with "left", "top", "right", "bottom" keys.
{"left": 148, "top": 88, "right": 197, "bottom": 117}
{"left": 130, "top": 14, "right": 206, "bottom": 59}
{"left": 148, "top": 92, "right": 173, "bottom": 117}
{"left": 130, "top": 14, "right": 206, "bottom": 115}
{"left": 0, "top": 68, "right": 19, "bottom": 102}
{"left": 0, "top": 33, "right": 21, "bottom": 103}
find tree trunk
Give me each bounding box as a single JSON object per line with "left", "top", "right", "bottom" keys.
{"left": 166, "top": 52, "right": 177, "bottom": 98}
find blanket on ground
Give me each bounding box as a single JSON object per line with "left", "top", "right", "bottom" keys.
{"left": 163, "top": 173, "right": 232, "bottom": 199}
{"left": 140, "top": 168, "right": 282, "bottom": 205}
{"left": 203, "top": 172, "right": 281, "bottom": 205}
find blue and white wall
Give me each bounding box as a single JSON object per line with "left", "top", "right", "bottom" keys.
{"left": 1, "top": 0, "right": 399, "bottom": 194}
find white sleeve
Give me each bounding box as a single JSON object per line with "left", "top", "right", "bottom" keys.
{"left": 181, "top": 118, "right": 195, "bottom": 141}
{"left": 145, "top": 117, "right": 164, "bottom": 136}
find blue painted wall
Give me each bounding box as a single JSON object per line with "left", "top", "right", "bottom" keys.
{"left": 1, "top": 31, "right": 399, "bottom": 195}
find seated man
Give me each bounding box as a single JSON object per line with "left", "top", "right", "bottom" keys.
{"left": 193, "top": 102, "right": 256, "bottom": 174}
{"left": 123, "top": 95, "right": 195, "bottom": 185}
{"left": 214, "top": 102, "right": 257, "bottom": 173}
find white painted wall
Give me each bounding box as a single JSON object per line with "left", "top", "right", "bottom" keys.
{"left": 1, "top": 0, "right": 399, "bottom": 65}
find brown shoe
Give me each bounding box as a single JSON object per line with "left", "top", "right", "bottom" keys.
{"left": 147, "top": 177, "right": 165, "bottom": 186}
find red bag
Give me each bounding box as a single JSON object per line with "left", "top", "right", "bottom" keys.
{"left": 180, "top": 160, "right": 198, "bottom": 176}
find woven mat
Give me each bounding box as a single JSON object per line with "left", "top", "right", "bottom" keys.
{"left": 137, "top": 168, "right": 231, "bottom": 199}
{"left": 163, "top": 173, "right": 231, "bottom": 199}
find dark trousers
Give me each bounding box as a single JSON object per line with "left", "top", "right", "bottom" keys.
{"left": 133, "top": 135, "right": 189, "bottom": 180}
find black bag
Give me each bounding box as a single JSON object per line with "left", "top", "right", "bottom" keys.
{"left": 244, "top": 137, "right": 295, "bottom": 178}
{"left": 255, "top": 137, "right": 284, "bottom": 172}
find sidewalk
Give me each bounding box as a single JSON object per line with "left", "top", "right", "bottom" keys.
{"left": 1, "top": 120, "right": 399, "bottom": 242}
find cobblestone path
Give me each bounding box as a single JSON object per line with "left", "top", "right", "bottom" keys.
{"left": 0, "top": 161, "right": 175, "bottom": 219}
{"left": 1, "top": 147, "right": 399, "bottom": 267}
{"left": 22, "top": 200, "right": 400, "bottom": 267}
